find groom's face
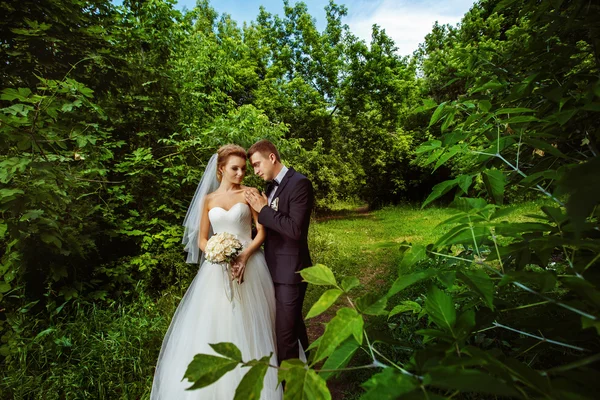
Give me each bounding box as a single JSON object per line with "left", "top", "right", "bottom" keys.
{"left": 250, "top": 152, "right": 277, "bottom": 181}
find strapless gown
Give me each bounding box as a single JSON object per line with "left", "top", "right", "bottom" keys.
{"left": 150, "top": 202, "right": 281, "bottom": 399}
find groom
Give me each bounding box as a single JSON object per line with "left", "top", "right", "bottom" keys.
{"left": 244, "top": 139, "right": 313, "bottom": 364}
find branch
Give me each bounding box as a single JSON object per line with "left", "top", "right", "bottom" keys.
{"left": 492, "top": 321, "right": 589, "bottom": 352}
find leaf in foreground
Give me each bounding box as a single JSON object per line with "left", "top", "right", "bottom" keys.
{"left": 300, "top": 264, "right": 337, "bottom": 286}
{"left": 425, "top": 366, "right": 520, "bottom": 397}
{"left": 387, "top": 269, "right": 434, "bottom": 298}
{"left": 306, "top": 288, "right": 343, "bottom": 319}
{"left": 457, "top": 269, "right": 494, "bottom": 310}
{"left": 425, "top": 286, "right": 456, "bottom": 334}
{"left": 184, "top": 353, "right": 239, "bottom": 390}
{"left": 233, "top": 357, "right": 270, "bottom": 400}
{"left": 361, "top": 368, "right": 419, "bottom": 399}
{"left": 279, "top": 360, "right": 331, "bottom": 400}
{"left": 319, "top": 338, "right": 360, "bottom": 380}
{"left": 210, "top": 342, "right": 243, "bottom": 361}
{"left": 312, "top": 307, "right": 363, "bottom": 364}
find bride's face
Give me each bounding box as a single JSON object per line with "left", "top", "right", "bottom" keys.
{"left": 220, "top": 156, "right": 246, "bottom": 184}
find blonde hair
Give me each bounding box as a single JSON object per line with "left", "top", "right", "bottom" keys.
{"left": 247, "top": 139, "right": 280, "bottom": 162}
{"left": 216, "top": 144, "right": 247, "bottom": 182}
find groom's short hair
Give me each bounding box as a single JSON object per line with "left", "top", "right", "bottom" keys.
{"left": 248, "top": 140, "right": 281, "bottom": 162}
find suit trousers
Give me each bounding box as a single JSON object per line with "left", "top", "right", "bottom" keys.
{"left": 274, "top": 282, "right": 309, "bottom": 365}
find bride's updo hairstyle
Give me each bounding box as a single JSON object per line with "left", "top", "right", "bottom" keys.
{"left": 216, "top": 144, "right": 247, "bottom": 182}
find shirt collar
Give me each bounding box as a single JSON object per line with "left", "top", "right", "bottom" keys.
{"left": 274, "top": 165, "right": 288, "bottom": 185}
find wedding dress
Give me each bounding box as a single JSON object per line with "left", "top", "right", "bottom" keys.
{"left": 150, "top": 202, "right": 281, "bottom": 399}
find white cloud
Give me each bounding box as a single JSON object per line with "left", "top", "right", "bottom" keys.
{"left": 345, "top": 0, "right": 476, "bottom": 56}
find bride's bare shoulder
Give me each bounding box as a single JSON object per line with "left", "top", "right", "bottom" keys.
{"left": 240, "top": 185, "right": 258, "bottom": 192}
{"left": 204, "top": 192, "right": 218, "bottom": 208}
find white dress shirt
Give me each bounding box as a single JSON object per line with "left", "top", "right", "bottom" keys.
{"left": 268, "top": 165, "right": 288, "bottom": 205}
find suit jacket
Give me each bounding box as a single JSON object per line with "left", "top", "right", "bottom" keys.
{"left": 258, "top": 168, "right": 313, "bottom": 284}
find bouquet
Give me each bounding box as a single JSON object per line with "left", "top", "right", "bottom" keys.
{"left": 205, "top": 232, "right": 243, "bottom": 265}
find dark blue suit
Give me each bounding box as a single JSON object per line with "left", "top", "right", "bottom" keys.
{"left": 258, "top": 168, "right": 313, "bottom": 363}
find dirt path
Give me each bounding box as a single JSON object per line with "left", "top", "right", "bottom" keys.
{"left": 305, "top": 206, "right": 395, "bottom": 399}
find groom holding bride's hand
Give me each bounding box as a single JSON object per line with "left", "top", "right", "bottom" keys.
{"left": 244, "top": 140, "right": 314, "bottom": 365}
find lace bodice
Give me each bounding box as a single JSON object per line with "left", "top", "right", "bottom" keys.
{"left": 208, "top": 202, "right": 253, "bottom": 245}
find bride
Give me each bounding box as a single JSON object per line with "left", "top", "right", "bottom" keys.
{"left": 150, "top": 144, "right": 281, "bottom": 399}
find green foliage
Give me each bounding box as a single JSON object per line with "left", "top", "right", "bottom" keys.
{"left": 185, "top": 1, "right": 600, "bottom": 398}
{"left": 3, "top": 0, "right": 600, "bottom": 398}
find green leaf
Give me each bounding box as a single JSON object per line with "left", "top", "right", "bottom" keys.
{"left": 0, "top": 188, "right": 24, "bottom": 203}
{"left": 19, "top": 209, "right": 44, "bottom": 222}
{"left": 423, "top": 148, "right": 444, "bottom": 166}
{"left": 440, "top": 108, "right": 456, "bottom": 133}
{"left": 522, "top": 137, "right": 568, "bottom": 158}
{"left": 493, "top": 222, "right": 553, "bottom": 236}
{"left": 341, "top": 276, "right": 360, "bottom": 292}
{"left": 399, "top": 244, "right": 427, "bottom": 272}
{"left": 500, "top": 271, "right": 557, "bottom": 293}
{"left": 482, "top": 169, "right": 506, "bottom": 205}
{"left": 300, "top": 264, "right": 337, "bottom": 286}
{"left": 389, "top": 301, "right": 422, "bottom": 318}
{"left": 361, "top": 368, "right": 418, "bottom": 399}
{"left": 433, "top": 145, "right": 461, "bottom": 172}
{"left": 415, "top": 329, "right": 454, "bottom": 340}
{"left": 306, "top": 289, "right": 343, "bottom": 319}
{"left": 184, "top": 354, "right": 239, "bottom": 390}
{"left": 479, "top": 100, "right": 492, "bottom": 112}
{"left": 0, "top": 223, "right": 7, "bottom": 239}
{"left": 425, "top": 367, "right": 519, "bottom": 397}
{"left": 422, "top": 179, "right": 458, "bottom": 208}
{"left": 471, "top": 80, "right": 503, "bottom": 94}
{"left": 388, "top": 269, "right": 435, "bottom": 297}
{"left": 415, "top": 140, "right": 442, "bottom": 154}
{"left": 279, "top": 361, "right": 331, "bottom": 400}
{"left": 41, "top": 233, "right": 62, "bottom": 249}
{"left": 556, "top": 157, "right": 600, "bottom": 235}
{"left": 413, "top": 98, "right": 438, "bottom": 113}
{"left": 435, "top": 224, "right": 488, "bottom": 248}
{"left": 504, "top": 115, "right": 540, "bottom": 124}
{"left": 425, "top": 286, "right": 456, "bottom": 333}
{"left": 561, "top": 276, "right": 600, "bottom": 308}
{"left": 429, "top": 102, "right": 447, "bottom": 127}
{"left": 494, "top": 107, "right": 535, "bottom": 115}
{"left": 319, "top": 338, "right": 359, "bottom": 380}
{"left": 233, "top": 360, "right": 269, "bottom": 400}
{"left": 312, "top": 307, "right": 363, "bottom": 364}
{"left": 520, "top": 170, "right": 560, "bottom": 187}
{"left": 457, "top": 269, "right": 494, "bottom": 310}
{"left": 210, "top": 342, "right": 243, "bottom": 362}
{"left": 356, "top": 293, "right": 388, "bottom": 316}
{"left": 456, "top": 174, "right": 473, "bottom": 194}
{"left": 581, "top": 317, "right": 600, "bottom": 335}
{"left": 0, "top": 282, "right": 11, "bottom": 294}
{"left": 454, "top": 309, "right": 476, "bottom": 339}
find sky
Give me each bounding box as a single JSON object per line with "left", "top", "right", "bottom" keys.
{"left": 172, "top": 0, "right": 477, "bottom": 57}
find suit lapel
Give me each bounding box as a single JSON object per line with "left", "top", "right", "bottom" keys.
{"left": 272, "top": 168, "right": 294, "bottom": 201}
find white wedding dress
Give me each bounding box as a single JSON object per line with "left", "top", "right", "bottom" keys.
{"left": 151, "top": 202, "right": 282, "bottom": 399}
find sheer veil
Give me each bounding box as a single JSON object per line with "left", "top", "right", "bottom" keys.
{"left": 151, "top": 154, "right": 220, "bottom": 398}
{"left": 181, "top": 153, "right": 219, "bottom": 264}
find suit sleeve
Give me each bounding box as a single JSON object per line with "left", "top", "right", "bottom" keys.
{"left": 258, "top": 178, "right": 313, "bottom": 241}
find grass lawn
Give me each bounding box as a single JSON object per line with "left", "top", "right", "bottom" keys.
{"left": 305, "top": 199, "right": 552, "bottom": 399}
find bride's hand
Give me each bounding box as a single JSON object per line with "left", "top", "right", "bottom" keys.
{"left": 232, "top": 253, "right": 249, "bottom": 284}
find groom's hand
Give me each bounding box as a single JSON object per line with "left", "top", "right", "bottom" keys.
{"left": 244, "top": 188, "right": 268, "bottom": 213}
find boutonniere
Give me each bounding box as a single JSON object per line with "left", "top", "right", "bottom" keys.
{"left": 271, "top": 197, "right": 279, "bottom": 211}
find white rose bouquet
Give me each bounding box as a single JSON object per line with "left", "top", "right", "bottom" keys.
{"left": 205, "top": 232, "right": 243, "bottom": 265}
